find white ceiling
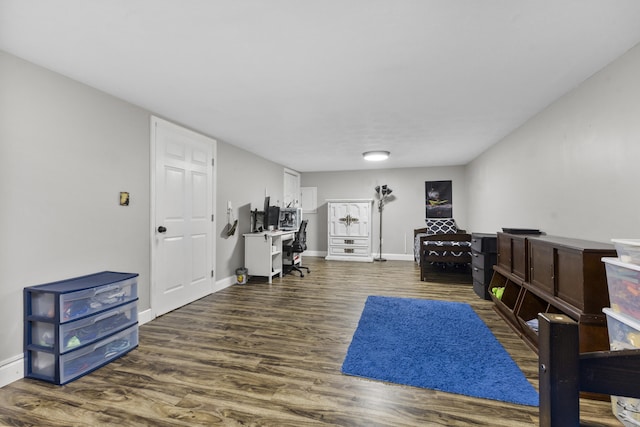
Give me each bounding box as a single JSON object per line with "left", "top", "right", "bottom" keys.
{"left": 2, "top": 1, "right": 640, "bottom": 172}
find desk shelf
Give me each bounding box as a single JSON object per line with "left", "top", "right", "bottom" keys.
{"left": 243, "top": 231, "right": 295, "bottom": 283}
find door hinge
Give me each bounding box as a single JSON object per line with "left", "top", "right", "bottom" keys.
{"left": 211, "top": 214, "right": 214, "bottom": 221}
{"left": 211, "top": 158, "right": 215, "bottom": 167}
{"left": 211, "top": 270, "right": 214, "bottom": 278}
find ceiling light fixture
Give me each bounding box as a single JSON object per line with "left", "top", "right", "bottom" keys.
{"left": 363, "top": 151, "right": 390, "bottom": 161}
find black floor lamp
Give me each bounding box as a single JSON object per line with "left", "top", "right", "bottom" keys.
{"left": 374, "top": 184, "right": 393, "bottom": 262}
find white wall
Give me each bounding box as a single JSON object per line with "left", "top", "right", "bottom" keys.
{"left": 0, "top": 51, "right": 291, "bottom": 385}
{"left": 215, "top": 141, "right": 287, "bottom": 277}
{"left": 302, "top": 166, "right": 467, "bottom": 259}
{"left": 4, "top": 38, "right": 640, "bottom": 386}
{"left": 0, "top": 52, "right": 151, "bottom": 378}
{"left": 467, "top": 43, "right": 640, "bottom": 242}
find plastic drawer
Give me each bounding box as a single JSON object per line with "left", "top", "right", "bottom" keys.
{"left": 604, "top": 308, "right": 640, "bottom": 426}
{"left": 602, "top": 257, "right": 640, "bottom": 320}
{"left": 604, "top": 308, "right": 640, "bottom": 350}
{"left": 612, "top": 238, "right": 640, "bottom": 265}
{"left": 29, "top": 351, "right": 56, "bottom": 379}
{"left": 26, "top": 272, "right": 138, "bottom": 322}
{"left": 28, "top": 300, "right": 138, "bottom": 353}
{"left": 26, "top": 324, "right": 138, "bottom": 385}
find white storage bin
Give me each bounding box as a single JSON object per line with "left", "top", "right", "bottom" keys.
{"left": 602, "top": 257, "right": 640, "bottom": 321}
{"left": 612, "top": 239, "right": 640, "bottom": 265}
{"left": 604, "top": 308, "right": 640, "bottom": 426}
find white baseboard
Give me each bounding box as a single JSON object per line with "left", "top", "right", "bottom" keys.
{"left": 0, "top": 355, "right": 24, "bottom": 388}
{"left": 214, "top": 275, "right": 236, "bottom": 292}
{"left": 379, "top": 253, "right": 414, "bottom": 261}
{"left": 304, "top": 251, "right": 326, "bottom": 257}
{"left": 138, "top": 308, "right": 154, "bottom": 325}
{"left": 137, "top": 276, "right": 235, "bottom": 326}
{"left": 305, "top": 252, "right": 413, "bottom": 262}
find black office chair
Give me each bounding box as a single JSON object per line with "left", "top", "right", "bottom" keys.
{"left": 283, "top": 220, "right": 310, "bottom": 277}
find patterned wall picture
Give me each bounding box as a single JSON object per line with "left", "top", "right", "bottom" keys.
{"left": 425, "top": 180, "right": 452, "bottom": 218}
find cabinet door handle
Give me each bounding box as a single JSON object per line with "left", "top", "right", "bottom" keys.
{"left": 157, "top": 226, "right": 167, "bottom": 233}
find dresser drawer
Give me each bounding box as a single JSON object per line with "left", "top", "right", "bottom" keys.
{"left": 472, "top": 265, "right": 485, "bottom": 284}
{"left": 330, "top": 237, "right": 369, "bottom": 247}
{"left": 471, "top": 234, "right": 497, "bottom": 253}
{"left": 472, "top": 251, "right": 486, "bottom": 269}
{"left": 26, "top": 324, "right": 138, "bottom": 385}
{"left": 328, "top": 246, "right": 371, "bottom": 256}
{"left": 28, "top": 300, "right": 138, "bottom": 353}
{"left": 473, "top": 279, "right": 491, "bottom": 300}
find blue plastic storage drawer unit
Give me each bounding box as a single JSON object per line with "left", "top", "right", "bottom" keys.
{"left": 29, "top": 300, "right": 138, "bottom": 352}
{"left": 24, "top": 271, "right": 139, "bottom": 385}
{"left": 27, "top": 324, "right": 139, "bottom": 385}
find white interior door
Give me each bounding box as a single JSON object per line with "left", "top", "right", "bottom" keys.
{"left": 283, "top": 168, "right": 300, "bottom": 208}
{"left": 151, "top": 117, "right": 216, "bottom": 317}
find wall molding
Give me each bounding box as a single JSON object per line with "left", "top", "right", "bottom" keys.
{"left": 305, "top": 252, "right": 413, "bottom": 261}
{"left": 0, "top": 355, "right": 23, "bottom": 389}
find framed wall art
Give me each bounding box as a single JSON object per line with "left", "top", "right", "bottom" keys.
{"left": 425, "top": 180, "right": 452, "bottom": 218}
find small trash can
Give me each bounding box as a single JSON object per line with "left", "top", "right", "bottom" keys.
{"left": 235, "top": 267, "right": 248, "bottom": 285}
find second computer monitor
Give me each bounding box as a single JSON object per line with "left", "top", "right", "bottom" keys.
{"left": 267, "top": 206, "right": 280, "bottom": 229}
{"left": 279, "top": 207, "right": 302, "bottom": 231}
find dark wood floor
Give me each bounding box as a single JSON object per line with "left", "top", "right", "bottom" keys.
{"left": 0, "top": 258, "right": 621, "bottom": 426}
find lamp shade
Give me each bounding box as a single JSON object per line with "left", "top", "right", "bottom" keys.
{"left": 375, "top": 185, "right": 392, "bottom": 197}
{"left": 363, "top": 151, "right": 390, "bottom": 161}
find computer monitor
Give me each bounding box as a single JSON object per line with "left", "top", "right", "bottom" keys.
{"left": 268, "top": 206, "right": 280, "bottom": 229}
{"left": 279, "top": 207, "right": 302, "bottom": 231}
{"left": 262, "top": 196, "right": 270, "bottom": 231}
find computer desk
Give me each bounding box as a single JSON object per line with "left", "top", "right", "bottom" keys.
{"left": 243, "top": 230, "right": 299, "bottom": 283}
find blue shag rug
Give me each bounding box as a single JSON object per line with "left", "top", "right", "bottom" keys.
{"left": 341, "top": 296, "right": 539, "bottom": 406}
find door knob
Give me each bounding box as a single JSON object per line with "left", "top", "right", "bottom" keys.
{"left": 157, "top": 226, "right": 167, "bottom": 233}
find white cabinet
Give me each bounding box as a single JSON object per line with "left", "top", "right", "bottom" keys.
{"left": 325, "top": 199, "right": 373, "bottom": 262}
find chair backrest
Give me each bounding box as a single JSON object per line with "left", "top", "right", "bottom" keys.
{"left": 292, "top": 220, "right": 308, "bottom": 253}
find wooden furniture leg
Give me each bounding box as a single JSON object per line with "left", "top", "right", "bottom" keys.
{"left": 539, "top": 312, "right": 640, "bottom": 427}
{"left": 538, "top": 313, "right": 579, "bottom": 427}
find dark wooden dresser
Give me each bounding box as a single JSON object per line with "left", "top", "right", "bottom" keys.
{"left": 471, "top": 233, "right": 497, "bottom": 300}
{"left": 490, "top": 233, "right": 617, "bottom": 353}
